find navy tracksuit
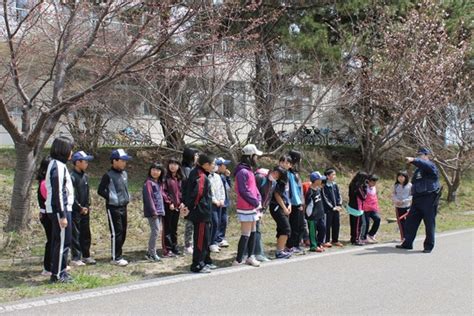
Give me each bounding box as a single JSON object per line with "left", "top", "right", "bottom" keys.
{"left": 402, "top": 158, "right": 440, "bottom": 251}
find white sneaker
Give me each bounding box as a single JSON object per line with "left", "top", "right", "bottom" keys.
{"left": 184, "top": 246, "right": 193, "bottom": 255}
{"left": 111, "top": 258, "right": 128, "bottom": 266}
{"left": 70, "top": 260, "right": 86, "bottom": 266}
{"left": 245, "top": 256, "right": 261, "bottom": 267}
{"left": 209, "top": 244, "right": 220, "bottom": 253}
{"left": 255, "top": 255, "right": 271, "bottom": 262}
{"left": 82, "top": 257, "right": 97, "bottom": 265}
{"left": 41, "top": 269, "right": 52, "bottom": 276}
{"left": 218, "top": 240, "right": 229, "bottom": 247}
{"left": 232, "top": 260, "right": 244, "bottom": 266}
{"left": 368, "top": 235, "right": 378, "bottom": 243}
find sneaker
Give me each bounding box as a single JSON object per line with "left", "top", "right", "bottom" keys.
{"left": 255, "top": 255, "right": 271, "bottom": 262}
{"left": 82, "top": 257, "right": 97, "bottom": 265}
{"left": 209, "top": 244, "right": 220, "bottom": 253}
{"left": 145, "top": 253, "right": 161, "bottom": 262}
{"left": 49, "top": 274, "right": 74, "bottom": 284}
{"left": 395, "top": 244, "right": 413, "bottom": 250}
{"left": 290, "top": 247, "right": 306, "bottom": 255}
{"left": 171, "top": 247, "right": 181, "bottom": 255}
{"left": 322, "top": 242, "right": 332, "bottom": 248}
{"left": 111, "top": 258, "right": 128, "bottom": 266}
{"left": 218, "top": 240, "right": 230, "bottom": 248}
{"left": 245, "top": 256, "right": 261, "bottom": 267}
{"left": 315, "top": 247, "right": 324, "bottom": 253}
{"left": 352, "top": 242, "right": 364, "bottom": 246}
{"left": 184, "top": 246, "right": 193, "bottom": 255}
{"left": 191, "top": 266, "right": 211, "bottom": 273}
{"left": 232, "top": 260, "right": 244, "bottom": 266}
{"left": 360, "top": 239, "right": 368, "bottom": 244}
{"left": 41, "top": 269, "right": 52, "bottom": 276}
{"left": 367, "top": 235, "right": 378, "bottom": 244}
{"left": 162, "top": 251, "right": 176, "bottom": 258}
{"left": 333, "top": 242, "right": 344, "bottom": 247}
{"left": 275, "top": 250, "right": 292, "bottom": 259}
{"left": 205, "top": 263, "right": 218, "bottom": 270}
{"left": 70, "top": 260, "right": 86, "bottom": 267}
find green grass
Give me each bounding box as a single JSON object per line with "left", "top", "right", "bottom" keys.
{"left": 0, "top": 147, "right": 472, "bottom": 303}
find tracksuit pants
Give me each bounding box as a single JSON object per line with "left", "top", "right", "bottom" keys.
{"left": 349, "top": 214, "right": 366, "bottom": 244}
{"left": 71, "top": 211, "right": 92, "bottom": 260}
{"left": 216, "top": 207, "right": 228, "bottom": 243}
{"left": 191, "top": 221, "right": 212, "bottom": 272}
{"left": 49, "top": 212, "right": 72, "bottom": 279}
{"left": 287, "top": 205, "right": 304, "bottom": 248}
{"left": 308, "top": 217, "right": 326, "bottom": 249}
{"left": 395, "top": 207, "right": 410, "bottom": 241}
{"left": 402, "top": 193, "right": 437, "bottom": 251}
{"left": 325, "top": 210, "right": 340, "bottom": 243}
{"left": 163, "top": 204, "right": 180, "bottom": 253}
{"left": 40, "top": 213, "right": 52, "bottom": 272}
{"left": 106, "top": 205, "right": 128, "bottom": 261}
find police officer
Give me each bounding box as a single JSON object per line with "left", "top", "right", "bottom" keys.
{"left": 396, "top": 147, "right": 440, "bottom": 253}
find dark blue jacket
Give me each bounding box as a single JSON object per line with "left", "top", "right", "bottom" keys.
{"left": 411, "top": 159, "right": 440, "bottom": 197}
{"left": 322, "top": 182, "right": 342, "bottom": 213}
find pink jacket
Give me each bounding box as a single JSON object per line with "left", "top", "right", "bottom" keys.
{"left": 234, "top": 163, "right": 261, "bottom": 214}
{"left": 362, "top": 186, "right": 379, "bottom": 212}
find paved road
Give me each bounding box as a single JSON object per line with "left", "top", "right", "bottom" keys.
{"left": 1, "top": 229, "right": 473, "bottom": 315}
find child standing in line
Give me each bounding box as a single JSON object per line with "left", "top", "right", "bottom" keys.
{"left": 323, "top": 168, "right": 344, "bottom": 247}
{"left": 183, "top": 153, "right": 215, "bottom": 273}
{"left": 181, "top": 147, "right": 199, "bottom": 255}
{"left": 70, "top": 151, "right": 96, "bottom": 266}
{"left": 392, "top": 171, "right": 412, "bottom": 241}
{"left": 286, "top": 150, "right": 305, "bottom": 254}
{"left": 37, "top": 156, "right": 52, "bottom": 276}
{"left": 361, "top": 174, "right": 381, "bottom": 243}
{"left": 215, "top": 157, "right": 232, "bottom": 248}
{"left": 305, "top": 172, "right": 327, "bottom": 253}
{"left": 45, "top": 136, "right": 75, "bottom": 283}
{"left": 232, "top": 144, "right": 263, "bottom": 267}
{"left": 143, "top": 163, "right": 166, "bottom": 262}
{"left": 98, "top": 149, "right": 131, "bottom": 266}
{"left": 162, "top": 157, "right": 185, "bottom": 257}
{"left": 253, "top": 166, "right": 286, "bottom": 261}
{"left": 208, "top": 159, "right": 226, "bottom": 253}
{"left": 347, "top": 171, "right": 368, "bottom": 246}
{"left": 269, "top": 166, "right": 291, "bottom": 259}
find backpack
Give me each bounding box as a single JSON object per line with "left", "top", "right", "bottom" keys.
{"left": 302, "top": 181, "right": 311, "bottom": 197}
{"left": 255, "top": 168, "right": 269, "bottom": 189}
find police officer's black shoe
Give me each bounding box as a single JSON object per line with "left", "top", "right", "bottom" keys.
{"left": 422, "top": 249, "right": 432, "bottom": 253}
{"left": 395, "top": 245, "right": 413, "bottom": 250}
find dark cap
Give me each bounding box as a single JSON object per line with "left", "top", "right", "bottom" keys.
{"left": 72, "top": 151, "right": 94, "bottom": 162}
{"left": 310, "top": 171, "right": 326, "bottom": 182}
{"left": 110, "top": 149, "right": 132, "bottom": 161}
{"left": 417, "top": 147, "right": 431, "bottom": 155}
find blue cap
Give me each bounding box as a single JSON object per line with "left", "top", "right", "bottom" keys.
{"left": 310, "top": 171, "right": 326, "bottom": 182}
{"left": 417, "top": 147, "right": 431, "bottom": 155}
{"left": 110, "top": 149, "right": 132, "bottom": 161}
{"left": 72, "top": 151, "right": 94, "bottom": 162}
{"left": 215, "top": 157, "right": 231, "bottom": 166}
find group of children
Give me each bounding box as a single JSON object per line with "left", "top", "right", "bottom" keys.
{"left": 38, "top": 137, "right": 414, "bottom": 281}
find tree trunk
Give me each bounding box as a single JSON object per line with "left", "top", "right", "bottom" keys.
{"left": 5, "top": 142, "right": 38, "bottom": 232}
{"left": 446, "top": 170, "right": 461, "bottom": 204}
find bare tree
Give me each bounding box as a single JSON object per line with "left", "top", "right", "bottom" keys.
{"left": 339, "top": 1, "right": 468, "bottom": 173}
{"left": 0, "top": 0, "right": 234, "bottom": 232}
{"left": 413, "top": 76, "right": 473, "bottom": 203}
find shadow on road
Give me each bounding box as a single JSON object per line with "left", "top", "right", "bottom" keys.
{"left": 355, "top": 245, "right": 426, "bottom": 256}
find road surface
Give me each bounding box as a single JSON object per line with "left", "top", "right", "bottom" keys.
{"left": 1, "top": 229, "right": 473, "bottom": 315}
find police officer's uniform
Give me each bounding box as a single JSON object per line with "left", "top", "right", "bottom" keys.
{"left": 400, "top": 149, "right": 440, "bottom": 252}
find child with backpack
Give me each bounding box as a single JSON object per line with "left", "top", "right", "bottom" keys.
{"left": 286, "top": 150, "right": 305, "bottom": 253}
{"left": 45, "top": 136, "right": 75, "bottom": 283}
{"left": 322, "top": 168, "right": 344, "bottom": 247}
{"left": 70, "top": 151, "right": 96, "bottom": 266}
{"left": 252, "top": 166, "right": 287, "bottom": 261}
{"left": 143, "top": 163, "right": 166, "bottom": 262}
{"left": 209, "top": 159, "right": 226, "bottom": 253}
{"left": 305, "top": 172, "right": 327, "bottom": 252}
{"left": 347, "top": 171, "right": 368, "bottom": 246}
{"left": 37, "top": 156, "right": 52, "bottom": 276}
{"left": 183, "top": 153, "right": 215, "bottom": 273}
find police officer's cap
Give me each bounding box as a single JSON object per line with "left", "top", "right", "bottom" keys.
{"left": 417, "top": 147, "right": 431, "bottom": 155}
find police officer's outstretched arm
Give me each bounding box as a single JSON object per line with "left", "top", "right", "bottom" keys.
{"left": 406, "top": 157, "right": 437, "bottom": 175}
